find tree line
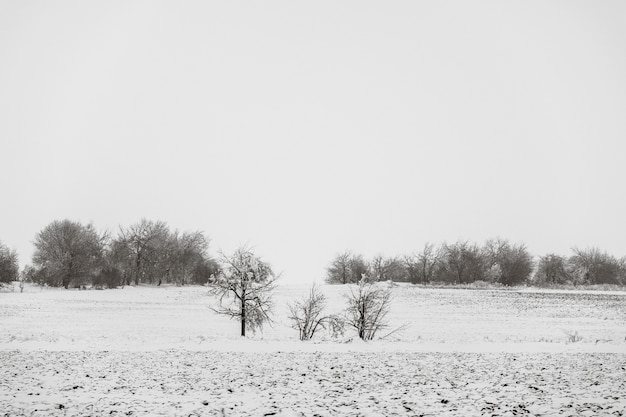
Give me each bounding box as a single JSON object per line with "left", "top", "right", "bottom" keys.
{"left": 2, "top": 228, "right": 626, "bottom": 288}
{"left": 0, "top": 219, "right": 219, "bottom": 288}
{"left": 325, "top": 238, "right": 626, "bottom": 286}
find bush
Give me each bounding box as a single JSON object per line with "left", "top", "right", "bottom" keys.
{"left": 288, "top": 283, "right": 339, "bottom": 341}
{"left": 94, "top": 266, "right": 124, "bottom": 289}
{"left": 344, "top": 280, "right": 392, "bottom": 341}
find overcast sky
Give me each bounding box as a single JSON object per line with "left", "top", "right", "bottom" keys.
{"left": 1, "top": 1, "right": 625, "bottom": 282}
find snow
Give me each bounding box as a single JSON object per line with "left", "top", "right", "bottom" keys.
{"left": 1, "top": 283, "right": 625, "bottom": 415}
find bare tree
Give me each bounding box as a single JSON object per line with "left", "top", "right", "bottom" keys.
{"left": 533, "top": 253, "right": 571, "bottom": 285}
{"left": 436, "top": 241, "right": 486, "bottom": 284}
{"left": 190, "top": 257, "right": 221, "bottom": 285}
{"left": 326, "top": 251, "right": 351, "bottom": 284}
{"left": 404, "top": 243, "right": 442, "bottom": 284}
{"left": 210, "top": 246, "right": 278, "bottom": 336}
{"left": 169, "top": 230, "right": 210, "bottom": 285}
{"left": 569, "top": 247, "right": 622, "bottom": 285}
{"left": 113, "top": 221, "right": 213, "bottom": 286}
{"left": 115, "top": 219, "right": 170, "bottom": 285}
{"left": 0, "top": 241, "right": 19, "bottom": 284}
{"left": 483, "top": 238, "right": 533, "bottom": 285}
{"left": 349, "top": 254, "right": 369, "bottom": 283}
{"left": 326, "top": 251, "right": 369, "bottom": 284}
{"left": 344, "top": 280, "right": 392, "bottom": 340}
{"left": 32, "top": 220, "right": 105, "bottom": 288}
{"left": 288, "top": 283, "right": 339, "bottom": 340}
{"left": 370, "top": 255, "right": 408, "bottom": 282}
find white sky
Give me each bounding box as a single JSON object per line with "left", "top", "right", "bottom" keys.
{"left": 1, "top": 1, "right": 625, "bottom": 282}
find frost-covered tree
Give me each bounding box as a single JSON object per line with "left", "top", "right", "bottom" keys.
{"left": 32, "top": 220, "right": 105, "bottom": 288}
{"left": 210, "top": 246, "right": 278, "bottom": 336}
{"left": 0, "top": 241, "right": 19, "bottom": 283}
{"left": 344, "top": 280, "right": 392, "bottom": 340}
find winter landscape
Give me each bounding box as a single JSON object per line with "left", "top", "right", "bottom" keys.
{"left": 3, "top": 1, "right": 626, "bottom": 416}
{"left": 1, "top": 282, "right": 625, "bottom": 416}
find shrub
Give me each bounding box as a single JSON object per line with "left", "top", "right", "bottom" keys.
{"left": 288, "top": 283, "right": 338, "bottom": 341}
{"left": 344, "top": 280, "right": 392, "bottom": 341}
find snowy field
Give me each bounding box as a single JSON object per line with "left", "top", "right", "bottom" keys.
{"left": 1, "top": 283, "right": 625, "bottom": 416}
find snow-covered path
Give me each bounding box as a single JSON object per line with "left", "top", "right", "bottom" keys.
{"left": 2, "top": 350, "right": 625, "bottom": 416}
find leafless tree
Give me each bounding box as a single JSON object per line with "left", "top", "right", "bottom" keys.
{"left": 189, "top": 257, "right": 221, "bottom": 285}
{"left": 326, "top": 251, "right": 369, "bottom": 284}
{"left": 0, "top": 241, "right": 19, "bottom": 284}
{"left": 112, "top": 221, "right": 212, "bottom": 286}
{"left": 288, "top": 283, "right": 339, "bottom": 340}
{"left": 436, "top": 241, "right": 485, "bottom": 284}
{"left": 115, "top": 219, "right": 170, "bottom": 285}
{"left": 344, "top": 280, "right": 392, "bottom": 340}
{"left": 326, "top": 251, "right": 351, "bottom": 284}
{"left": 483, "top": 238, "right": 533, "bottom": 285}
{"left": 569, "top": 247, "right": 622, "bottom": 285}
{"left": 32, "top": 220, "right": 105, "bottom": 288}
{"left": 533, "top": 253, "right": 571, "bottom": 285}
{"left": 370, "top": 255, "right": 407, "bottom": 282}
{"left": 619, "top": 257, "right": 626, "bottom": 285}
{"left": 404, "top": 243, "right": 442, "bottom": 284}
{"left": 169, "top": 230, "right": 210, "bottom": 285}
{"left": 210, "top": 246, "right": 278, "bottom": 336}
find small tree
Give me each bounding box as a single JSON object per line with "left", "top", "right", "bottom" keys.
{"left": 344, "top": 280, "right": 392, "bottom": 340}
{"left": 210, "top": 246, "right": 277, "bottom": 336}
{"left": 288, "top": 283, "right": 338, "bottom": 341}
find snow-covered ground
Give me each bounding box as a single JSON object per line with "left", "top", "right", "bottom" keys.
{"left": 1, "top": 283, "right": 625, "bottom": 416}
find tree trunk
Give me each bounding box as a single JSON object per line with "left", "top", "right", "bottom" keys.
{"left": 64, "top": 260, "right": 72, "bottom": 289}
{"left": 134, "top": 254, "right": 141, "bottom": 286}
{"left": 241, "top": 300, "right": 246, "bottom": 337}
